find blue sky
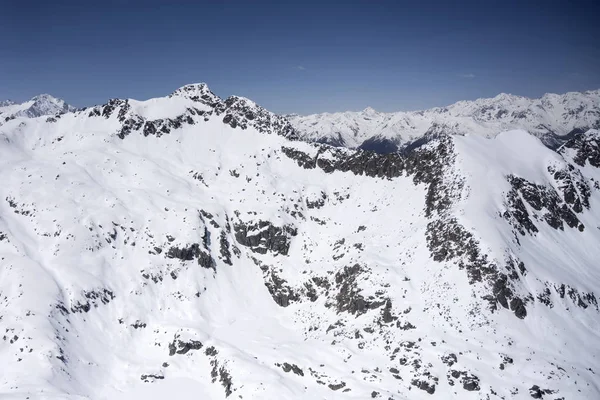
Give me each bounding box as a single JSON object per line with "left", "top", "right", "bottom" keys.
{"left": 1, "top": 0, "right": 599, "bottom": 114}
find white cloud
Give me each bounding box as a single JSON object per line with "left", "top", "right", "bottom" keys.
{"left": 294, "top": 65, "right": 306, "bottom": 71}
{"left": 459, "top": 73, "right": 476, "bottom": 79}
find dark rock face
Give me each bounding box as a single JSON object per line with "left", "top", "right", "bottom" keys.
{"left": 510, "top": 297, "right": 527, "bottom": 319}
{"left": 427, "top": 215, "right": 529, "bottom": 318}
{"left": 67, "top": 289, "right": 115, "bottom": 314}
{"left": 131, "top": 320, "right": 146, "bottom": 329}
{"left": 234, "top": 220, "right": 297, "bottom": 256}
{"left": 218, "top": 366, "right": 233, "bottom": 397}
{"left": 100, "top": 99, "right": 129, "bottom": 119}
{"left": 277, "top": 362, "right": 304, "bottom": 376}
{"left": 204, "top": 346, "right": 218, "bottom": 357}
{"left": 306, "top": 191, "right": 327, "bottom": 209}
{"left": 140, "top": 113, "right": 196, "bottom": 138}
{"left": 411, "top": 379, "right": 436, "bottom": 394}
{"left": 551, "top": 283, "right": 599, "bottom": 310}
{"left": 265, "top": 269, "right": 301, "bottom": 307}
{"left": 6, "top": 196, "right": 33, "bottom": 216}
{"left": 446, "top": 369, "right": 480, "bottom": 391}
{"left": 168, "top": 338, "right": 203, "bottom": 356}
{"left": 282, "top": 143, "right": 405, "bottom": 179}
{"left": 528, "top": 384, "right": 556, "bottom": 398}
{"left": 380, "top": 299, "right": 397, "bottom": 323}
{"left": 549, "top": 164, "right": 591, "bottom": 213}
{"left": 334, "top": 264, "right": 366, "bottom": 315}
{"left": 503, "top": 184, "right": 539, "bottom": 235}
{"left": 426, "top": 218, "right": 480, "bottom": 266}
{"left": 167, "top": 243, "right": 201, "bottom": 261}
{"left": 560, "top": 130, "right": 600, "bottom": 167}
{"left": 281, "top": 147, "right": 318, "bottom": 169}
{"left": 117, "top": 116, "right": 144, "bottom": 139}
{"left": 499, "top": 354, "right": 514, "bottom": 370}
{"left": 461, "top": 374, "right": 480, "bottom": 391}
{"left": 491, "top": 274, "right": 515, "bottom": 310}
{"left": 140, "top": 374, "right": 164, "bottom": 382}
{"left": 328, "top": 382, "right": 346, "bottom": 391}
{"left": 208, "top": 354, "right": 234, "bottom": 398}
{"left": 333, "top": 264, "right": 385, "bottom": 316}
{"left": 317, "top": 148, "right": 405, "bottom": 179}
{"left": 441, "top": 353, "right": 457, "bottom": 367}
{"left": 214, "top": 96, "right": 298, "bottom": 139}
{"left": 219, "top": 231, "right": 233, "bottom": 265}
{"left": 198, "top": 251, "right": 216, "bottom": 270}
{"left": 166, "top": 242, "right": 216, "bottom": 271}
{"left": 250, "top": 256, "right": 304, "bottom": 308}
{"left": 504, "top": 175, "right": 585, "bottom": 233}
{"left": 529, "top": 385, "right": 543, "bottom": 399}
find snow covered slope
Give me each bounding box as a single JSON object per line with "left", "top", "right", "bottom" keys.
{"left": 0, "top": 94, "right": 76, "bottom": 123}
{"left": 1, "top": 83, "right": 599, "bottom": 400}
{"left": 288, "top": 90, "right": 600, "bottom": 152}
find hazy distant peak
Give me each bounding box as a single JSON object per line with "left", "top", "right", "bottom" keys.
{"left": 0, "top": 93, "right": 75, "bottom": 121}
{"left": 361, "top": 106, "right": 378, "bottom": 114}
{"left": 288, "top": 88, "right": 600, "bottom": 151}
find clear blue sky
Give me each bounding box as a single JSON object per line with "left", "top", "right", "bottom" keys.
{"left": 1, "top": 0, "right": 598, "bottom": 114}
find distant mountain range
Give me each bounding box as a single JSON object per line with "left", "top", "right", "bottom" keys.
{"left": 287, "top": 90, "right": 600, "bottom": 152}
{"left": 0, "top": 94, "right": 76, "bottom": 122}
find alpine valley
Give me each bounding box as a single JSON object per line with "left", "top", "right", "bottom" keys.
{"left": 1, "top": 84, "right": 599, "bottom": 400}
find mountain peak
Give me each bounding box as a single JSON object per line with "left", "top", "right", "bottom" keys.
{"left": 0, "top": 93, "right": 75, "bottom": 121}
{"left": 0, "top": 99, "right": 16, "bottom": 107}
{"left": 362, "top": 106, "right": 378, "bottom": 114}
{"left": 172, "top": 83, "right": 215, "bottom": 98}
{"left": 492, "top": 92, "right": 526, "bottom": 102}
{"left": 31, "top": 93, "right": 58, "bottom": 102}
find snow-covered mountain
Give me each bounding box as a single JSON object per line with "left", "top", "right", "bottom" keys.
{"left": 288, "top": 90, "right": 600, "bottom": 152}
{"left": 1, "top": 83, "right": 600, "bottom": 400}
{"left": 0, "top": 93, "right": 76, "bottom": 122}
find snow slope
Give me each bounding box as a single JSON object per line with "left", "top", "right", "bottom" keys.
{"left": 0, "top": 83, "right": 599, "bottom": 399}
{"left": 0, "top": 94, "right": 76, "bottom": 122}
{"left": 288, "top": 90, "right": 600, "bottom": 152}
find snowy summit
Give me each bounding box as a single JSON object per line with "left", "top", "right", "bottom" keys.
{"left": 0, "top": 93, "right": 76, "bottom": 122}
